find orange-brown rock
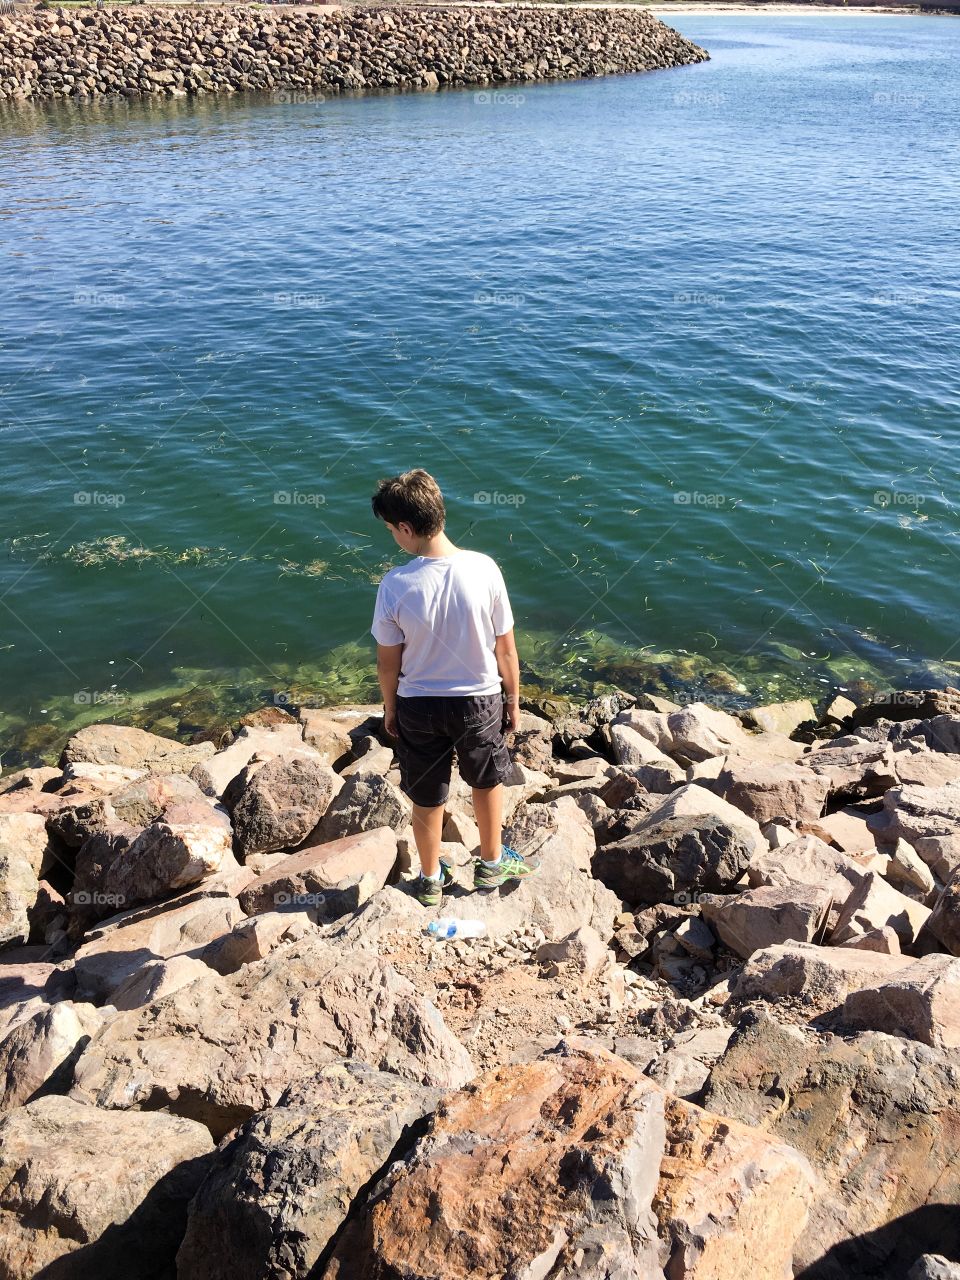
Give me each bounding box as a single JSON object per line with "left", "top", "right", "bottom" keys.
{"left": 322, "top": 1042, "right": 815, "bottom": 1280}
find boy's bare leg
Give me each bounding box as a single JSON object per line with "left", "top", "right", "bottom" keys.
{"left": 472, "top": 783, "right": 503, "bottom": 862}
{"left": 411, "top": 802, "right": 445, "bottom": 878}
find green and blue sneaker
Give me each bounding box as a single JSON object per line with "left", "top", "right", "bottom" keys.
{"left": 473, "top": 845, "right": 541, "bottom": 891}
{"left": 412, "top": 859, "right": 455, "bottom": 908}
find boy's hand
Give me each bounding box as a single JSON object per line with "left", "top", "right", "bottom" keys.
{"left": 503, "top": 702, "right": 521, "bottom": 736}
{"left": 383, "top": 708, "right": 398, "bottom": 739}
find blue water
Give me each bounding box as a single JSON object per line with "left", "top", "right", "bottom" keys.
{"left": 1, "top": 13, "right": 959, "bottom": 760}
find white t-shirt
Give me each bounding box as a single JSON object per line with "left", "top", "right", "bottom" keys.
{"left": 371, "top": 549, "right": 514, "bottom": 697}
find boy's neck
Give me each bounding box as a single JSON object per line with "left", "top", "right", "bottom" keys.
{"left": 413, "top": 531, "right": 458, "bottom": 558}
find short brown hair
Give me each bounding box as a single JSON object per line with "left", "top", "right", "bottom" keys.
{"left": 371, "top": 469, "right": 446, "bottom": 537}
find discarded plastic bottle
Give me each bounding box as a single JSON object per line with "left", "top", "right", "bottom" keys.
{"left": 426, "top": 918, "right": 487, "bottom": 940}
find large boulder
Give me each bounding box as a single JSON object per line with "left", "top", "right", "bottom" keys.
{"left": 60, "top": 723, "right": 214, "bottom": 774}
{"left": 322, "top": 1041, "right": 815, "bottom": 1280}
{"left": 237, "top": 827, "right": 398, "bottom": 917}
{"left": 717, "top": 757, "right": 830, "bottom": 826}
{"left": 742, "top": 699, "right": 816, "bottom": 737}
{"left": 0, "top": 814, "right": 51, "bottom": 950}
{"left": 230, "top": 754, "right": 343, "bottom": 859}
{"left": 73, "top": 895, "right": 245, "bottom": 1002}
{"left": 0, "top": 1095, "right": 212, "bottom": 1280}
{"left": 731, "top": 940, "right": 914, "bottom": 1016}
{"left": 78, "top": 799, "right": 234, "bottom": 917}
{"left": 70, "top": 936, "right": 473, "bottom": 1139}
{"left": 107, "top": 771, "right": 212, "bottom": 827}
{"left": 700, "top": 884, "right": 833, "bottom": 959}
{"left": 800, "top": 739, "right": 898, "bottom": 800}
{"left": 839, "top": 954, "right": 960, "bottom": 1049}
{"left": 635, "top": 784, "right": 765, "bottom": 858}
{"left": 592, "top": 814, "right": 753, "bottom": 907}
{"left": 704, "top": 1012, "right": 960, "bottom": 1277}
{"left": 666, "top": 702, "right": 803, "bottom": 766}
{"left": 176, "top": 1061, "right": 442, "bottom": 1280}
{"left": 313, "top": 772, "right": 409, "bottom": 844}
{"left": 0, "top": 1000, "right": 105, "bottom": 1111}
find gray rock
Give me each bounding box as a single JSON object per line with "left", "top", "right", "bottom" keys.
{"left": 592, "top": 814, "right": 753, "bottom": 907}
{"left": 230, "top": 754, "right": 343, "bottom": 859}
{"left": 314, "top": 772, "right": 409, "bottom": 843}
{"left": 176, "top": 1061, "right": 441, "bottom": 1280}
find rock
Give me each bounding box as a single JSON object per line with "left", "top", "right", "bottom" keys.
{"left": 70, "top": 936, "right": 473, "bottom": 1139}
{"left": 893, "top": 746, "right": 960, "bottom": 788}
{"left": 441, "top": 807, "right": 480, "bottom": 850}
{"left": 0, "top": 1000, "right": 104, "bottom": 1112}
{"left": 73, "top": 895, "right": 245, "bottom": 1001}
{"left": 836, "top": 925, "right": 902, "bottom": 954}
{"left": 299, "top": 703, "right": 382, "bottom": 763}
{"left": 200, "top": 911, "right": 316, "bottom": 976}
{"left": 107, "top": 770, "right": 211, "bottom": 827}
{"left": 831, "top": 870, "right": 931, "bottom": 948}
{"left": 667, "top": 702, "right": 756, "bottom": 763}
{"left": 109, "top": 953, "right": 213, "bottom": 1011}
{"left": 323, "top": 1041, "right": 815, "bottom": 1280}
{"left": 99, "top": 799, "right": 233, "bottom": 912}
{"left": 700, "top": 884, "right": 833, "bottom": 958}
{"left": 809, "top": 805, "right": 878, "bottom": 854}
{"left": 927, "top": 869, "right": 960, "bottom": 956}
{"left": 340, "top": 744, "right": 395, "bottom": 777}
{"left": 0, "top": 1095, "right": 212, "bottom": 1279}
{"left": 0, "top": 766, "right": 60, "bottom": 795}
{"left": 61, "top": 761, "right": 146, "bottom": 792}
{"left": 313, "top": 771, "right": 409, "bottom": 843}
{"left": 637, "top": 783, "right": 765, "bottom": 857}
{"left": 731, "top": 940, "right": 913, "bottom": 1015}
{"left": 230, "top": 754, "right": 343, "bottom": 858}
{"left": 881, "top": 779, "right": 960, "bottom": 848}
{"left": 672, "top": 913, "right": 716, "bottom": 961}
{"left": 747, "top": 833, "right": 866, "bottom": 931}
{"left": 611, "top": 722, "right": 674, "bottom": 770}
{"left": 742, "top": 698, "right": 816, "bottom": 736}
{"left": 717, "top": 757, "right": 830, "bottom": 826}
{"left": 612, "top": 706, "right": 674, "bottom": 752}
{"left": 0, "top": 814, "right": 51, "bottom": 950}
{"left": 60, "top": 723, "right": 214, "bottom": 774}
{"left": 176, "top": 1061, "right": 442, "bottom": 1280}
{"left": 800, "top": 738, "right": 898, "bottom": 799}
{"left": 190, "top": 723, "right": 313, "bottom": 799}
{"left": 853, "top": 688, "right": 960, "bottom": 728}
{"left": 887, "top": 837, "right": 937, "bottom": 895}
{"left": 823, "top": 694, "right": 857, "bottom": 724}
{"left": 508, "top": 708, "right": 554, "bottom": 773}
{"left": 592, "top": 814, "right": 754, "bottom": 907}
{"left": 536, "top": 924, "right": 609, "bottom": 983}
{"left": 705, "top": 1011, "right": 960, "bottom": 1276}
{"left": 908, "top": 1257, "right": 960, "bottom": 1280}
{"left": 0, "top": 956, "right": 74, "bottom": 1039}
{"left": 839, "top": 954, "right": 960, "bottom": 1048}
{"left": 237, "top": 827, "right": 398, "bottom": 917}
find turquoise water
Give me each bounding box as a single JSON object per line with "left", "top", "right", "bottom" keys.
{"left": 2, "top": 13, "right": 960, "bottom": 761}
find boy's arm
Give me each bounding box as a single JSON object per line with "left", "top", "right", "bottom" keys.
{"left": 494, "top": 628, "right": 521, "bottom": 733}
{"left": 376, "top": 642, "right": 403, "bottom": 738}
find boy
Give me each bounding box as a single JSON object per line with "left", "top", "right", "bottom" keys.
{"left": 370, "top": 468, "right": 539, "bottom": 908}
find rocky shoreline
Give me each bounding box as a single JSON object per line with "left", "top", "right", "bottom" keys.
{"left": 0, "top": 4, "right": 708, "bottom": 102}
{"left": 2, "top": 686, "right": 960, "bottom": 1274}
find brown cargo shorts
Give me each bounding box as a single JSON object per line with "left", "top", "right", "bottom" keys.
{"left": 395, "top": 691, "right": 513, "bottom": 808}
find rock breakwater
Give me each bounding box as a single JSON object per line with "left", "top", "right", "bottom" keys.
{"left": 3, "top": 688, "right": 960, "bottom": 1272}
{"left": 0, "top": 4, "right": 709, "bottom": 103}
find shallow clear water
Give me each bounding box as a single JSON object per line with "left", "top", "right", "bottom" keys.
{"left": 1, "top": 13, "right": 959, "bottom": 760}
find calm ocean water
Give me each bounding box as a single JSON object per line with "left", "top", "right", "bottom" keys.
{"left": 1, "top": 13, "right": 959, "bottom": 760}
